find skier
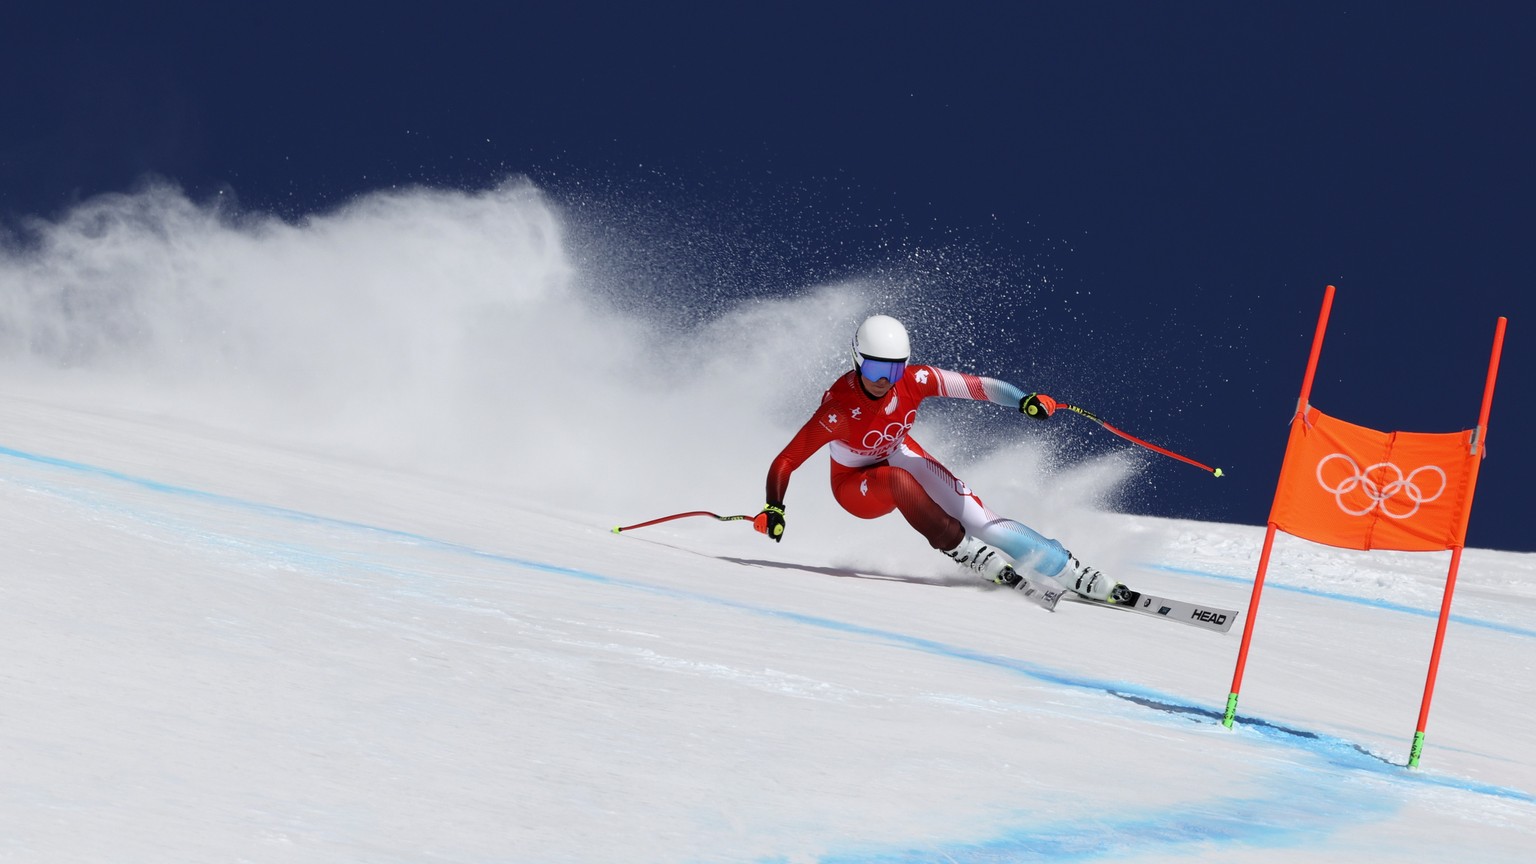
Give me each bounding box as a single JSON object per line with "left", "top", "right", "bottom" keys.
{"left": 754, "top": 314, "right": 1128, "bottom": 606}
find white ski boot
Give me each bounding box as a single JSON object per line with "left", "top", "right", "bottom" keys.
{"left": 945, "top": 536, "right": 1065, "bottom": 611}
{"left": 944, "top": 535, "right": 1013, "bottom": 584}
{"left": 1055, "top": 552, "right": 1133, "bottom": 603}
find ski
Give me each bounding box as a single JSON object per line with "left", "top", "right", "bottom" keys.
{"left": 997, "top": 568, "right": 1067, "bottom": 612}
{"left": 1065, "top": 588, "right": 1238, "bottom": 633}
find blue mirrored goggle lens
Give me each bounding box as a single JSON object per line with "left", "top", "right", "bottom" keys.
{"left": 858, "top": 357, "right": 906, "bottom": 383}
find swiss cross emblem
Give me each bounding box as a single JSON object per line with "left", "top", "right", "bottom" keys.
{"left": 826, "top": 413, "right": 837, "bottom": 424}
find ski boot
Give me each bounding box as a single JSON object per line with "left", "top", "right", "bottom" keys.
{"left": 944, "top": 535, "right": 1012, "bottom": 584}
{"left": 945, "top": 536, "right": 1065, "bottom": 611}
{"left": 1055, "top": 552, "right": 1136, "bottom": 604}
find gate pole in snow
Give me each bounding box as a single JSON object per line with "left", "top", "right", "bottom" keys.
{"left": 1409, "top": 316, "right": 1506, "bottom": 768}
{"left": 1222, "top": 523, "right": 1278, "bottom": 728}
{"left": 1222, "top": 284, "right": 1335, "bottom": 729}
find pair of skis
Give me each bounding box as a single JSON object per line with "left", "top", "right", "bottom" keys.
{"left": 1006, "top": 570, "right": 1236, "bottom": 634}
{"left": 613, "top": 513, "right": 1237, "bottom": 634}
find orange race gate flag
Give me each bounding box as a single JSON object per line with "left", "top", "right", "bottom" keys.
{"left": 1220, "top": 285, "right": 1507, "bottom": 771}
{"left": 1269, "top": 407, "right": 1482, "bottom": 552}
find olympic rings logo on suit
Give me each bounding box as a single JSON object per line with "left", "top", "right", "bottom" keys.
{"left": 1315, "top": 453, "right": 1447, "bottom": 519}
{"left": 860, "top": 410, "right": 919, "bottom": 455}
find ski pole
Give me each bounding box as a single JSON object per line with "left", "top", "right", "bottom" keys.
{"left": 612, "top": 510, "right": 755, "bottom": 534}
{"left": 1055, "top": 402, "right": 1224, "bottom": 477}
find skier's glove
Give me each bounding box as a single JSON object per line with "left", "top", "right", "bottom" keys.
{"left": 1021, "top": 393, "right": 1058, "bottom": 419}
{"left": 754, "top": 504, "right": 786, "bottom": 542}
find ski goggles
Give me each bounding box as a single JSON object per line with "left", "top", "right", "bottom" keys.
{"left": 857, "top": 356, "right": 907, "bottom": 383}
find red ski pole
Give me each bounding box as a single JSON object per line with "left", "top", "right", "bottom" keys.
{"left": 612, "top": 510, "right": 756, "bottom": 534}
{"left": 1056, "top": 402, "right": 1224, "bottom": 477}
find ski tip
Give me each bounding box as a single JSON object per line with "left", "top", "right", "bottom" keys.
{"left": 611, "top": 525, "right": 623, "bottom": 534}
{"left": 1213, "top": 467, "right": 1224, "bottom": 478}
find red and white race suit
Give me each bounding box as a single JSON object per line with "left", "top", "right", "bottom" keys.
{"left": 765, "top": 365, "right": 1069, "bottom": 577}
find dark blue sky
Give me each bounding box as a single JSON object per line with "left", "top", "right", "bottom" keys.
{"left": 3, "top": 3, "right": 1532, "bottom": 552}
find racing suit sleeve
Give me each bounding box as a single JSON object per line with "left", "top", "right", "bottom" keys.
{"left": 765, "top": 407, "right": 837, "bottom": 508}
{"left": 920, "top": 366, "right": 1030, "bottom": 408}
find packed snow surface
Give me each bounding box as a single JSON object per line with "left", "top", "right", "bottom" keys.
{"left": 6, "top": 386, "right": 1535, "bottom": 862}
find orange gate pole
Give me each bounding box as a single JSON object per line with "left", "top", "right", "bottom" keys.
{"left": 1223, "top": 284, "right": 1335, "bottom": 729}
{"left": 1408, "top": 316, "right": 1506, "bottom": 767}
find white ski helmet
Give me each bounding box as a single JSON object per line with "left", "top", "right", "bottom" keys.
{"left": 851, "top": 314, "right": 911, "bottom": 379}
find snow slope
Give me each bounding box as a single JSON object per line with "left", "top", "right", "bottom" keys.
{"left": 4, "top": 386, "right": 1534, "bottom": 863}
{"left": 3, "top": 183, "right": 1534, "bottom": 862}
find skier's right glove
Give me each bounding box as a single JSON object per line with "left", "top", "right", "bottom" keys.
{"left": 1021, "top": 392, "right": 1058, "bottom": 419}
{"left": 754, "top": 504, "right": 786, "bottom": 542}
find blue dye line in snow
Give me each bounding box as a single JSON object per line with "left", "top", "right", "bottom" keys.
{"left": 0, "top": 443, "right": 515, "bottom": 562}
{"left": 814, "top": 792, "right": 1373, "bottom": 864}
{"left": 738, "top": 605, "right": 1533, "bottom": 802}
{"left": 1143, "top": 562, "right": 1536, "bottom": 640}
{"left": 6, "top": 442, "right": 1534, "bottom": 860}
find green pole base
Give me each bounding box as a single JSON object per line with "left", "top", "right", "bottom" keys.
{"left": 1222, "top": 692, "right": 1239, "bottom": 729}
{"left": 1408, "top": 730, "right": 1426, "bottom": 769}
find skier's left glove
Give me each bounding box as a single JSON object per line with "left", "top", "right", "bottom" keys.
{"left": 1021, "top": 393, "right": 1058, "bottom": 419}
{"left": 754, "top": 504, "right": 786, "bottom": 542}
